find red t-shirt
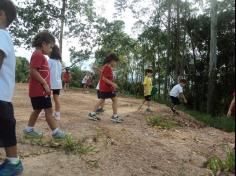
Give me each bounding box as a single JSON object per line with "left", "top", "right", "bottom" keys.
{"left": 99, "top": 65, "right": 115, "bottom": 92}
{"left": 63, "top": 72, "right": 70, "bottom": 83}
{"left": 29, "top": 51, "right": 51, "bottom": 97}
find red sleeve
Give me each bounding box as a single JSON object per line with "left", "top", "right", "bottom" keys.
{"left": 30, "top": 53, "right": 44, "bottom": 69}
{"left": 102, "top": 66, "right": 113, "bottom": 80}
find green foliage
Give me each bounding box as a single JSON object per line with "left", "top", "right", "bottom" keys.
{"left": 206, "top": 155, "right": 224, "bottom": 176}
{"left": 63, "top": 135, "right": 95, "bottom": 155}
{"left": 223, "top": 151, "right": 235, "bottom": 173}
{"left": 16, "top": 57, "right": 29, "bottom": 83}
{"left": 178, "top": 106, "right": 235, "bottom": 132}
{"left": 147, "top": 116, "right": 177, "bottom": 129}
{"left": 205, "top": 150, "right": 235, "bottom": 176}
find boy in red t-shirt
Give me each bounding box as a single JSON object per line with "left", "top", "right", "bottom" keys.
{"left": 88, "top": 53, "right": 123, "bottom": 123}
{"left": 63, "top": 67, "right": 71, "bottom": 92}
{"left": 23, "top": 31, "right": 67, "bottom": 140}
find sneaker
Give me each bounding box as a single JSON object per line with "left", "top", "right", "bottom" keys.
{"left": 96, "top": 108, "right": 105, "bottom": 113}
{"left": 23, "top": 129, "right": 43, "bottom": 139}
{"left": 171, "top": 108, "right": 179, "bottom": 115}
{"left": 52, "top": 130, "right": 67, "bottom": 140}
{"left": 146, "top": 108, "right": 153, "bottom": 113}
{"left": 88, "top": 113, "right": 100, "bottom": 121}
{"left": 0, "top": 159, "right": 23, "bottom": 176}
{"left": 111, "top": 116, "right": 123, "bottom": 123}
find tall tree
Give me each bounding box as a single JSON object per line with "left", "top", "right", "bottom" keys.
{"left": 207, "top": 0, "right": 218, "bottom": 114}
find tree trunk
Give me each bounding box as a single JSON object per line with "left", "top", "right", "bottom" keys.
{"left": 174, "top": 0, "right": 183, "bottom": 82}
{"left": 59, "top": 0, "right": 67, "bottom": 54}
{"left": 207, "top": 0, "right": 218, "bottom": 114}
{"left": 164, "top": 0, "right": 171, "bottom": 99}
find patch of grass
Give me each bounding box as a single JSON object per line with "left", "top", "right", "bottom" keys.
{"left": 63, "top": 135, "right": 95, "bottom": 155}
{"left": 147, "top": 115, "right": 178, "bottom": 129}
{"left": 223, "top": 150, "right": 235, "bottom": 173}
{"left": 204, "top": 150, "right": 235, "bottom": 176}
{"left": 178, "top": 106, "right": 235, "bottom": 132}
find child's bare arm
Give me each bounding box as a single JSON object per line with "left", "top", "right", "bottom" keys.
{"left": 0, "top": 50, "right": 5, "bottom": 70}
{"left": 180, "top": 93, "right": 187, "bottom": 103}
{"left": 102, "top": 76, "right": 118, "bottom": 89}
{"left": 30, "top": 67, "right": 50, "bottom": 93}
{"left": 227, "top": 96, "right": 235, "bottom": 117}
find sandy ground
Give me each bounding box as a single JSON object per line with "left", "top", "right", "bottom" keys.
{"left": 0, "top": 84, "right": 235, "bottom": 176}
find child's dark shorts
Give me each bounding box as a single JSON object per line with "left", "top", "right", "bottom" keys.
{"left": 31, "top": 96, "right": 52, "bottom": 110}
{"left": 0, "top": 101, "right": 17, "bottom": 148}
{"left": 145, "top": 95, "right": 152, "bottom": 101}
{"left": 170, "top": 96, "right": 180, "bottom": 105}
{"left": 52, "top": 89, "right": 61, "bottom": 95}
{"left": 100, "top": 92, "right": 117, "bottom": 99}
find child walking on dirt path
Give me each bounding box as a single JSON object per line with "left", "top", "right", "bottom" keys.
{"left": 82, "top": 73, "right": 90, "bottom": 93}
{"left": 63, "top": 68, "right": 71, "bottom": 92}
{"left": 23, "top": 31, "right": 67, "bottom": 140}
{"left": 88, "top": 53, "right": 123, "bottom": 123}
{"left": 93, "top": 65, "right": 105, "bottom": 113}
{"left": 169, "top": 79, "right": 188, "bottom": 115}
{"left": 48, "top": 45, "right": 63, "bottom": 122}
{"left": 138, "top": 68, "right": 154, "bottom": 112}
{"left": 0, "top": 1, "right": 24, "bottom": 175}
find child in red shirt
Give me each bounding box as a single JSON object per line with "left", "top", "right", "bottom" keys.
{"left": 63, "top": 68, "right": 71, "bottom": 92}
{"left": 88, "top": 53, "right": 123, "bottom": 123}
{"left": 23, "top": 31, "right": 67, "bottom": 140}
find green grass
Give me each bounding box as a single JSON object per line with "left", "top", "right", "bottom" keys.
{"left": 63, "top": 135, "right": 95, "bottom": 155}
{"left": 155, "top": 98, "right": 235, "bottom": 132}
{"left": 204, "top": 150, "right": 235, "bottom": 175}
{"left": 178, "top": 106, "right": 235, "bottom": 132}
{"left": 147, "top": 115, "right": 178, "bottom": 129}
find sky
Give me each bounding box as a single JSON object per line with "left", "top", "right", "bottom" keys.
{"left": 12, "top": 0, "right": 137, "bottom": 70}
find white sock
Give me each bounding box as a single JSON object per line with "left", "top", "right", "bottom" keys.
{"left": 91, "top": 112, "right": 96, "bottom": 115}
{"left": 25, "top": 126, "right": 33, "bottom": 132}
{"left": 113, "top": 114, "right": 118, "bottom": 118}
{"left": 7, "top": 157, "right": 20, "bottom": 165}
{"left": 52, "top": 128, "right": 60, "bottom": 135}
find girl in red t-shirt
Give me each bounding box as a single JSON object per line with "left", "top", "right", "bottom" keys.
{"left": 88, "top": 53, "right": 123, "bottom": 123}
{"left": 63, "top": 68, "right": 71, "bottom": 92}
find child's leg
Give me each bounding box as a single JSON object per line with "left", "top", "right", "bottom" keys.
{"left": 5, "top": 146, "right": 17, "bottom": 158}
{"left": 53, "top": 94, "right": 60, "bottom": 113}
{"left": 44, "top": 108, "right": 58, "bottom": 131}
{"left": 147, "top": 101, "right": 151, "bottom": 109}
{"left": 111, "top": 97, "right": 118, "bottom": 115}
{"left": 27, "top": 110, "right": 42, "bottom": 127}
{"left": 93, "top": 99, "right": 105, "bottom": 112}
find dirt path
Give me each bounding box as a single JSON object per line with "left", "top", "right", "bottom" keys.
{"left": 0, "top": 84, "right": 235, "bottom": 176}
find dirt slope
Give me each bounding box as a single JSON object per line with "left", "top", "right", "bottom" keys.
{"left": 0, "top": 84, "right": 235, "bottom": 176}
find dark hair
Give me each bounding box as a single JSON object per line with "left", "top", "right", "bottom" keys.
{"left": 50, "top": 45, "right": 62, "bottom": 61}
{"left": 0, "top": 0, "right": 17, "bottom": 27}
{"left": 103, "top": 53, "right": 119, "bottom": 64}
{"left": 145, "top": 68, "right": 153, "bottom": 74}
{"left": 65, "top": 67, "right": 69, "bottom": 72}
{"left": 179, "top": 79, "right": 187, "bottom": 84}
{"left": 32, "top": 30, "right": 55, "bottom": 48}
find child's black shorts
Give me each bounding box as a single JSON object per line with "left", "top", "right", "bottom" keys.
{"left": 170, "top": 96, "right": 180, "bottom": 105}
{"left": 145, "top": 95, "right": 152, "bottom": 101}
{"left": 100, "top": 92, "right": 117, "bottom": 99}
{"left": 97, "top": 90, "right": 102, "bottom": 99}
{"left": 52, "top": 89, "right": 60, "bottom": 95}
{"left": 0, "top": 101, "right": 17, "bottom": 148}
{"left": 31, "top": 96, "right": 52, "bottom": 110}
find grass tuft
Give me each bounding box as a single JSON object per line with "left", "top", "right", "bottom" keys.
{"left": 147, "top": 115, "right": 178, "bottom": 129}
{"left": 63, "top": 135, "right": 95, "bottom": 155}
